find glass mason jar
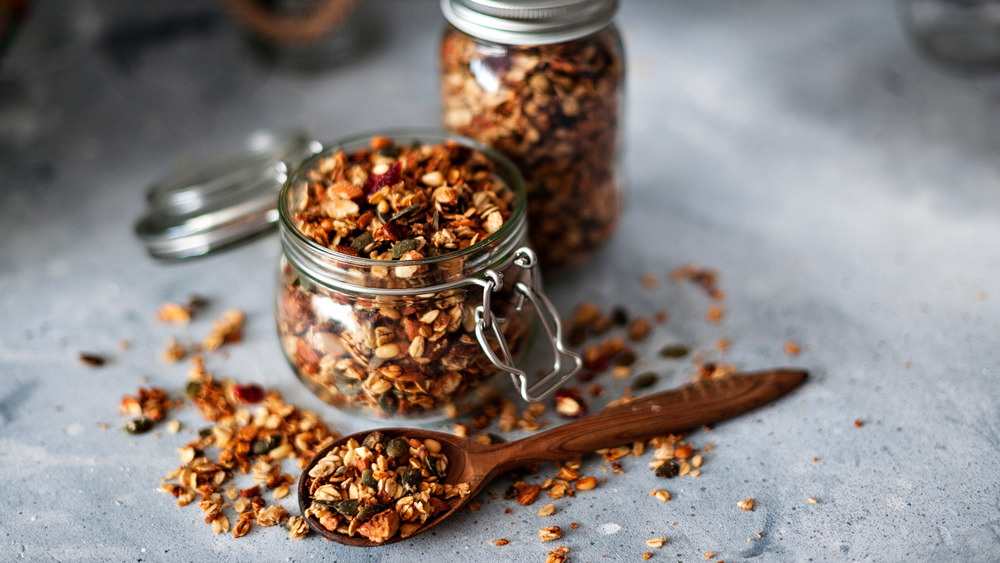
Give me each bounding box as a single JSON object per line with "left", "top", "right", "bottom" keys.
{"left": 276, "top": 130, "right": 581, "bottom": 420}
{"left": 440, "top": 0, "right": 625, "bottom": 270}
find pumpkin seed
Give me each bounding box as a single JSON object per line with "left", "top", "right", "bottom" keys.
{"left": 390, "top": 238, "right": 420, "bottom": 259}
{"left": 385, "top": 437, "right": 409, "bottom": 458}
{"left": 659, "top": 344, "right": 690, "bottom": 358}
{"left": 634, "top": 372, "right": 658, "bottom": 389}
{"left": 400, "top": 467, "right": 421, "bottom": 492}
{"left": 252, "top": 434, "right": 281, "bottom": 456}
{"left": 654, "top": 461, "right": 680, "bottom": 479}
{"left": 355, "top": 503, "right": 385, "bottom": 523}
{"left": 184, "top": 381, "right": 201, "bottom": 398}
{"left": 334, "top": 499, "right": 361, "bottom": 517}
{"left": 361, "top": 469, "right": 378, "bottom": 489}
{"left": 350, "top": 231, "right": 374, "bottom": 251}
{"left": 123, "top": 417, "right": 153, "bottom": 435}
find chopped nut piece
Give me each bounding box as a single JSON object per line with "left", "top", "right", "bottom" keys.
{"left": 156, "top": 302, "right": 192, "bottom": 324}
{"left": 516, "top": 484, "right": 541, "bottom": 505}
{"left": 574, "top": 476, "right": 597, "bottom": 490}
{"left": 166, "top": 420, "right": 181, "bottom": 434}
{"left": 545, "top": 546, "right": 570, "bottom": 563}
{"left": 737, "top": 498, "right": 755, "bottom": 511}
{"left": 285, "top": 515, "right": 310, "bottom": 539}
{"left": 808, "top": 497, "right": 819, "bottom": 504}
{"left": 703, "top": 552, "right": 714, "bottom": 559}
{"left": 854, "top": 419, "right": 864, "bottom": 428}
{"left": 650, "top": 489, "right": 671, "bottom": 502}
{"left": 537, "top": 503, "right": 555, "bottom": 517}
{"left": 495, "top": 538, "right": 509, "bottom": 546}
{"left": 643, "top": 552, "right": 653, "bottom": 560}
{"left": 163, "top": 337, "right": 186, "bottom": 364}
{"left": 646, "top": 536, "right": 667, "bottom": 548}
{"left": 539, "top": 526, "right": 562, "bottom": 542}
{"left": 205, "top": 309, "right": 244, "bottom": 351}
{"left": 784, "top": 340, "right": 801, "bottom": 356}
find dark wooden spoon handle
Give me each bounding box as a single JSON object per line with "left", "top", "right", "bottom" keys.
{"left": 488, "top": 369, "right": 806, "bottom": 473}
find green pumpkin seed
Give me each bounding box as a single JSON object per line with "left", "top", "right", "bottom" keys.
{"left": 361, "top": 469, "right": 378, "bottom": 489}
{"left": 399, "top": 467, "right": 421, "bottom": 492}
{"left": 123, "top": 417, "right": 153, "bottom": 435}
{"left": 334, "top": 499, "right": 361, "bottom": 517}
{"left": 390, "top": 238, "right": 420, "bottom": 259}
{"left": 634, "top": 372, "right": 658, "bottom": 389}
{"left": 350, "top": 231, "right": 374, "bottom": 251}
{"left": 385, "top": 437, "right": 409, "bottom": 458}
{"left": 659, "top": 344, "right": 690, "bottom": 359}
{"left": 184, "top": 381, "right": 201, "bottom": 398}
{"left": 654, "top": 461, "right": 680, "bottom": 479}
{"left": 355, "top": 504, "right": 384, "bottom": 523}
{"left": 252, "top": 434, "right": 281, "bottom": 456}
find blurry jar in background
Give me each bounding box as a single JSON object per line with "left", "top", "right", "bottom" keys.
{"left": 440, "top": 0, "right": 625, "bottom": 271}
{"left": 898, "top": 0, "right": 1000, "bottom": 70}
{"left": 222, "top": 0, "right": 367, "bottom": 69}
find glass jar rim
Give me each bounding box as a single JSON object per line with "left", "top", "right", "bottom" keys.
{"left": 278, "top": 128, "right": 528, "bottom": 286}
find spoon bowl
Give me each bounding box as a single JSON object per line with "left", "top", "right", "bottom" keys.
{"left": 298, "top": 368, "right": 807, "bottom": 547}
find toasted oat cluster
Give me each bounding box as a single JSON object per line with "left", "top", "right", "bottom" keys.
{"left": 441, "top": 26, "right": 624, "bottom": 269}
{"left": 292, "top": 137, "right": 514, "bottom": 265}
{"left": 303, "top": 431, "right": 470, "bottom": 543}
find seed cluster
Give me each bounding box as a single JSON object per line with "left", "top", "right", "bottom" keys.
{"left": 441, "top": 26, "right": 624, "bottom": 269}
{"left": 302, "top": 431, "right": 470, "bottom": 543}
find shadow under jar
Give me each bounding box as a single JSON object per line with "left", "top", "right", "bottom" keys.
{"left": 276, "top": 131, "right": 580, "bottom": 421}
{"left": 440, "top": 0, "right": 625, "bottom": 271}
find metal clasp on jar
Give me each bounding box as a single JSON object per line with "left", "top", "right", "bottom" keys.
{"left": 473, "top": 247, "right": 583, "bottom": 402}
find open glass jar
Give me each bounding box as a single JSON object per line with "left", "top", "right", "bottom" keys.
{"left": 440, "top": 0, "right": 625, "bottom": 270}
{"left": 276, "top": 130, "right": 581, "bottom": 420}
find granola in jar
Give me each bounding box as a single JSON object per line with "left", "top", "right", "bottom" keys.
{"left": 276, "top": 131, "right": 537, "bottom": 420}
{"left": 440, "top": 0, "right": 625, "bottom": 269}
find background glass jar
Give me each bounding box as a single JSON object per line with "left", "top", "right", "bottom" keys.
{"left": 440, "top": 0, "right": 625, "bottom": 270}
{"left": 276, "top": 131, "right": 581, "bottom": 420}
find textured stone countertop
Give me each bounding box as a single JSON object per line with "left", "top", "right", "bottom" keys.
{"left": 2, "top": 1, "right": 999, "bottom": 561}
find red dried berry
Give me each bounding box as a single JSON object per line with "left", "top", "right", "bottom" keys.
{"left": 362, "top": 161, "right": 402, "bottom": 200}
{"left": 233, "top": 383, "right": 264, "bottom": 404}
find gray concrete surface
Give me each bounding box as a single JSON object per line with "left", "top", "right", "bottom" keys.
{"left": 2, "top": 1, "right": 999, "bottom": 561}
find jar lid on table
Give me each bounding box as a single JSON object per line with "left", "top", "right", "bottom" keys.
{"left": 440, "top": 0, "right": 618, "bottom": 45}
{"left": 135, "top": 130, "right": 322, "bottom": 261}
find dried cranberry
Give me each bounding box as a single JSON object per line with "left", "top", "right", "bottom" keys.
{"left": 362, "top": 161, "right": 402, "bottom": 200}
{"left": 233, "top": 383, "right": 264, "bottom": 404}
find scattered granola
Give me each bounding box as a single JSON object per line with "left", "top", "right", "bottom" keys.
{"left": 495, "top": 538, "right": 510, "bottom": 546}
{"left": 205, "top": 309, "right": 245, "bottom": 351}
{"left": 737, "top": 498, "right": 755, "bottom": 511}
{"left": 441, "top": 25, "right": 624, "bottom": 269}
{"left": 157, "top": 363, "right": 337, "bottom": 540}
{"left": 808, "top": 497, "right": 819, "bottom": 504}
{"left": 120, "top": 386, "right": 176, "bottom": 434}
{"left": 163, "top": 337, "right": 186, "bottom": 364}
{"left": 643, "top": 552, "right": 653, "bottom": 560}
{"left": 546, "top": 545, "right": 570, "bottom": 563}
{"left": 854, "top": 419, "right": 864, "bottom": 428}
{"left": 302, "top": 431, "right": 470, "bottom": 543}
{"left": 650, "top": 489, "right": 671, "bottom": 502}
{"left": 537, "top": 503, "right": 556, "bottom": 516}
{"left": 646, "top": 537, "right": 666, "bottom": 548}
{"left": 539, "top": 525, "right": 562, "bottom": 542}
{"left": 574, "top": 476, "right": 597, "bottom": 490}
{"left": 784, "top": 341, "right": 801, "bottom": 356}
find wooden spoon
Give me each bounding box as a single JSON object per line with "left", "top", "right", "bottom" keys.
{"left": 298, "top": 368, "right": 806, "bottom": 547}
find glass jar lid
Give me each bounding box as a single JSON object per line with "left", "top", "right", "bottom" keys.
{"left": 440, "top": 0, "right": 618, "bottom": 45}
{"left": 135, "top": 130, "right": 322, "bottom": 261}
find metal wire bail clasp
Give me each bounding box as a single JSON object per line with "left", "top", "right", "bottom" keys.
{"left": 474, "top": 247, "right": 584, "bottom": 403}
